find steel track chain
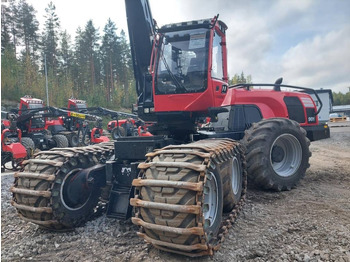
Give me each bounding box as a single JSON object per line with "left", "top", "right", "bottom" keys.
{"left": 11, "top": 142, "right": 115, "bottom": 230}
{"left": 131, "top": 138, "right": 247, "bottom": 257}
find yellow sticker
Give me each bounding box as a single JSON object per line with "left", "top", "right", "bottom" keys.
{"left": 70, "top": 112, "right": 86, "bottom": 119}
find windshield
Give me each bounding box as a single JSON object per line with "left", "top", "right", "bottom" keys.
{"left": 156, "top": 28, "right": 210, "bottom": 94}
{"left": 76, "top": 103, "right": 87, "bottom": 109}
{"left": 28, "top": 103, "right": 43, "bottom": 109}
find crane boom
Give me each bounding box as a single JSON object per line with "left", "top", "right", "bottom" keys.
{"left": 125, "top": 0, "right": 156, "bottom": 110}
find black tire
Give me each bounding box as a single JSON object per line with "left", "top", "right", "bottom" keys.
{"left": 11, "top": 143, "right": 115, "bottom": 229}
{"left": 66, "top": 133, "right": 79, "bottom": 147}
{"left": 52, "top": 134, "right": 69, "bottom": 148}
{"left": 242, "top": 118, "right": 311, "bottom": 191}
{"left": 50, "top": 155, "right": 102, "bottom": 227}
{"left": 132, "top": 129, "right": 139, "bottom": 137}
{"left": 21, "top": 137, "right": 35, "bottom": 158}
{"left": 133, "top": 142, "right": 228, "bottom": 255}
{"left": 222, "top": 146, "right": 245, "bottom": 212}
{"left": 111, "top": 126, "right": 125, "bottom": 140}
{"left": 203, "top": 166, "right": 223, "bottom": 244}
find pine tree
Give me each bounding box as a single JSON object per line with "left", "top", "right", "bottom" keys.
{"left": 1, "top": 3, "right": 13, "bottom": 54}
{"left": 58, "top": 30, "right": 72, "bottom": 80}
{"left": 118, "top": 30, "right": 134, "bottom": 107}
{"left": 82, "top": 20, "right": 100, "bottom": 91}
{"left": 101, "top": 18, "right": 119, "bottom": 102}
{"left": 16, "top": 0, "right": 39, "bottom": 59}
{"left": 42, "top": 1, "right": 60, "bottom": 73}
{"left": 229, "top": 72, "right": 252, "bottom": 85}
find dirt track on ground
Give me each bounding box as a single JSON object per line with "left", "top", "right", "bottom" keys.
{"left": 1, "top": 125, "right": 350, "bottom": 261}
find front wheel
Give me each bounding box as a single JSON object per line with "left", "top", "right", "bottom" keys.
{"left": 242, "top": 118, "right": 311, "bottom": 191}
{"left": 222, "top": 151, "right": 245, "bottom": 212}
{"left": 66, "top": 133, "right": 79, "bottom": 147}
{"left": 11, "top": 143, "right": 114, "bottom": 229}
{"left": 52, "top": 134, "right": 69, "bottom": 148}
{"left": 111, "top": 126, "right": 125, "bottom": 140}
{"left": 21, "top": 137, "right": 35, "bottom": 158}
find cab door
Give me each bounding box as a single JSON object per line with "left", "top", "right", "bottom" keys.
{"left": 209, "top": 28, "right": 228, "bottom": 107}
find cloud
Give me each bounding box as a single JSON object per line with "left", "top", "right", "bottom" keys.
{"left": 281, "top": 26, "right": 350, "bottom": 92}
{"left": 226, "top": 16, "right": 273, "bottom": 78}
{"left": 271, "top": 0, "right": 314, "bottom": 27}
{"left": 27, "top": 0, "right": 350, "bottom": 93}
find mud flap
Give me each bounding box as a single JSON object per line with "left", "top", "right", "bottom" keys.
{"left": 106, "top": 163, "right": 138, "bottom": 220}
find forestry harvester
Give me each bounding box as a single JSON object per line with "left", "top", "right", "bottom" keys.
{"left": 1, "top": 113, "right": 28, "bottom": 171}
{"left": 11, "top": 0, "right": 330, "bottom": 257}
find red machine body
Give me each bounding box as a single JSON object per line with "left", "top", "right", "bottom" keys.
{"left": 90, "top": 127, "right": 110, "bottom": 143}
{"left": 221, "top": 88, "right": 319, "bottom": 127}
{"left": 107, "top": 119, "right": 136, "bottom": 132}
{"left": 1, "top": 128, "right": 27, "bottom": 158}
{"left": 150, "top": 19, "right": 229, "bottom": 113}
{"left": 1, "top": 126, "right": 27, "bottom": 170}
{"left": 126, "top": 5, "right": 328, "bottom": 141}
{"left": 18, "top": 96, "right": 46, "bottom": 134}
{"left": 67, "top": 98, "right": 88, "bottom": 111}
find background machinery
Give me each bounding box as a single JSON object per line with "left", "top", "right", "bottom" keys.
{"left": 67, "top": 97, "right": 142, "bottom": 140}
{"left": 13, "top": 97, "right": 112, "bottom": 149}
{"left": 15, "top": 96, "right": 69, "bottom": 150}
{"left": 11, "top": 0, "right": 330, "bottom": 257}
{"left": 1, "top": 113, "right": 28, "bottom": 171}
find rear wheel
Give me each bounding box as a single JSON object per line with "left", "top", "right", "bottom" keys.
{"left": 21, "top": 137, "right": 35, "bottom": 158}
{"left": 222, "top": 154, "right": 244, "bottom": 212}
{"left": 11, "top": 142, "right": 115, "bottom": 229}
{"left": 202, "top": 168, "right": 223, "bottom": 243}
{"left": 66, "top": 133, "right": 79, "bottom": 147}
{"left": 111, "top": 126, "right": 125, "bottom": 140}
{"left": 242, "top": 118, "right": 311, "bottom": 191}
{"left": 52, "top": 134, "right": 69, "bottom": 148}
{"left": 131, "top": 139, "right": 245, "bottom": 256}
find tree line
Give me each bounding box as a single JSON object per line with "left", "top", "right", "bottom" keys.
{"left": 333, "top": 91, "right": 350, "bottom": 106}
{"left": 1, "top": 0, "right": 135, "bottom": 109}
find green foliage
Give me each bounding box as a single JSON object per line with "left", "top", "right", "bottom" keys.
{"left": 42, "top": 1, "right": 60, "bottom": 73}
{"left": 333, "top": 91, "right": 350, "bottom": 105}
{"left": 1, "top": 47, "right": 22, "bottom": 100}
{"left": 229, "top": 72, "right": 252, "bottom": 85}
{"left": 1, "top": 0, "right": 136, "bottom": 111}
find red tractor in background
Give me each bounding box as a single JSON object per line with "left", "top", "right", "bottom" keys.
{"left": 66, "top": 98, "right": 110, "bottom": 144}
{"left": 67, "top": 98, "right": 144, "bottom": 140}
{"left": 107, "top": 118, "right": 136, "bottom": 138}
{"left": 1, "top": 112, "right": 30, "bottom": 171}
{"left": 16, "top": 96, "right": 69, "bottom": 150}
{"left": 14, "top": 96, "right": 113, "bottom": 149}
{"left": 12, "top": 0, "right": 330, "bottom": 258}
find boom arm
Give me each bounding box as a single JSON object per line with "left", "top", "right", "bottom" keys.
{"left": 14, "top": 107, "right": 102, "bottom": 123}
{"left": 65, "top": 106, "right": 139, "bottom": 120}
{"left": 125, "top": 0, "right": 156, "bottom": 110}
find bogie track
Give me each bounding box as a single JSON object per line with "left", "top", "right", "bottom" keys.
{"left": 131, "top": 138, "right": 247, "bottom": 257}
{"left": 11, "top": 138, "right": 247, "bottom": 257}
{"left": 11, "top": 142, "right": 114, "bottom": 230}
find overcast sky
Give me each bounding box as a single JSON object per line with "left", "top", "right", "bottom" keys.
{"left": 27, "top": 0, "right": 350, "bottom": 93}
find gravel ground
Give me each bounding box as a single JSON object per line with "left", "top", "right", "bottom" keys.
{"left": 1, "top": 125, "right": 350, "bottom": 262}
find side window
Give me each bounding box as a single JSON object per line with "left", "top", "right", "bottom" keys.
{"left": 229, "top": 106, "right": 245, "bottom": 131}
{"left": 229, "top": 105, "right": 262, "bottom": 131}
{"left": 284, "top": 96, "right": 305, "bottom": 123}
{"left": 20, "top": 104, "right": 28, "bottom": 114}
{"left": 211, "top": 31, "right": 223, "bottom": 80}
{"left": 244, "top": 106, "right": 262, "bottom": 126}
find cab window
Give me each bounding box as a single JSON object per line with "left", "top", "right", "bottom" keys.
{"left": 211, "top": 31, "right": 223, "bottom": 80}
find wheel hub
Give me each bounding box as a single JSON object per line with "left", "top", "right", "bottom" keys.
{"left": 203, "top": 171, "right": 218, "bottom": 232}
{"left": 231, "top": 157, "right": 242, "bottom": 194}
{"left": 61, "top": 168, "right": 94, "bottom": 210}
{"left": 271, "top": 145, "right": 285, "bottom": 163}
{"left": 270, "top": 134, "right": 302, "bottom": 177}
